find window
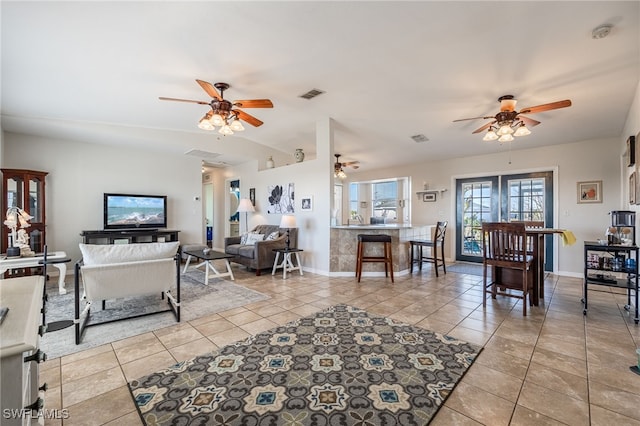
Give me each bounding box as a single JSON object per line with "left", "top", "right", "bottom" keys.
{"left": 507, "top": 178, "right": 545, "bottom": 221}
{"left": 349, "top": 183, "right": 358, "bottom": 218}
{"left": 372, "top": 181, "right": 398, "bottom": 220}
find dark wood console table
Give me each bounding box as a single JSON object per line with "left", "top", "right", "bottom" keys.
{"left": 80, "top": 229, "right": 180, "bottom": 245}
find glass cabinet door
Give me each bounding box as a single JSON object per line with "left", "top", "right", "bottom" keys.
{"left": 29, "top": 175, "right": 44, "bottom": 224}
{"left": 1, "top": 169, "right": 48, "bottom": 254}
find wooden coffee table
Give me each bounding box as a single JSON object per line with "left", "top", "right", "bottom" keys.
{"left": 182, "top": 249, "right": 235, "bottom": 284}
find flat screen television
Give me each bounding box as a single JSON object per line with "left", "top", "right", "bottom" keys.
{"left": 103, "top": 193, "right": 167, "bottom": 230}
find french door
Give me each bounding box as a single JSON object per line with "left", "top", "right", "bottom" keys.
{"left": 456, "top": 171, "right": 554, "bottom": 269}
{"left": 456, "top": 177, "right": 499, "bottom": 262}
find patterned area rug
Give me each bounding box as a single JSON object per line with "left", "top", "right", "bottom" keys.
{"left": 129, "top": 304, "right": 482, "bottom": 425}
{"left": 41, "top": 270, "right": 269, "bottom": 359}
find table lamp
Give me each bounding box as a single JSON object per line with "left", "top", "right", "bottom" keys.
{"left": 4, "top": 207, "right": 33, "bottom": 257}
{"left": 279, "top": 214, "right": 297, "bottom": 250}
{"left": 236, "top": 198, "right": 255, "bottom": 234}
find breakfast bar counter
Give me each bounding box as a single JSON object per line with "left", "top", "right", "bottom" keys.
{"left": 330, "top": 224, "right": 433, "bottom": 275}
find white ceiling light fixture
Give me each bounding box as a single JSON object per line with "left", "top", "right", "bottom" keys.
{"left": 334, "top": 162, "right": 347, "bottom": 179}
{"left": 485, "top": 96, "right": 531, "bottom": 142}
{"left": 198, "top": 87, "right": 245, "bottom": 136}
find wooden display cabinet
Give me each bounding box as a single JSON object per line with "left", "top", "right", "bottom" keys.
{"left": 1, "top": 169, "right": 48, "bottom": 254}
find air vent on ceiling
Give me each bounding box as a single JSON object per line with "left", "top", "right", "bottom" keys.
{"left": 184, "top": 149, "right": 221, "bottom": 160}
{"left": 411, "top": 134, "right": 429, "bottom": 143}
{"left": 299, "top": 89, "right": 325, "bottom": 100}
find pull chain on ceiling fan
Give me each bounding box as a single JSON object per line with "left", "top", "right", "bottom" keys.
{"left": 453, "top": 95, "right": 571, "bottom": 142}
{"left": 160, "top": 79, "right": 273, "bottom": 135}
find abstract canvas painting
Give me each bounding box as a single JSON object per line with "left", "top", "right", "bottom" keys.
{"left": 267, "top": 183, "right": 295, "bottom": 214}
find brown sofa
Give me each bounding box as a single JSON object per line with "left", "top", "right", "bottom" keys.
{"left": 224, "top": 224, "right": 298, "bottom": 275}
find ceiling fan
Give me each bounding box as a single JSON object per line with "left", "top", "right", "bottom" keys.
{"left": 453, "top": 95, "right": 571, "bottom": 142}
{"left": 334, "top": 154, "right": 360, "bottom": 179}
{"left": 160, "top": 79, "right": 273, "bottom": 134}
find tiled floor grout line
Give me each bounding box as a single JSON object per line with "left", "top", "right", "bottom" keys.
{"left": 43, "top": 268, "right": 640, "bottom": 425}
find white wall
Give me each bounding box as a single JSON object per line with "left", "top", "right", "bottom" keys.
{"left": 346, "top": 136, "right": 622, "bottom": 276}
{"left": 622, "top": 81, "right": 640, "bottom": 216}
{"left": 3, "top": 132, "right": 203, "bottom": 263}
{"left": 219, "top": 118, "right": 334, "bottom": 274}
{"left": 4, "top": 80, "right": 639, "bottom": 278}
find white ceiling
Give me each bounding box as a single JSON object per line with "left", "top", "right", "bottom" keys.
{"left": 2, "top": 1, "right": 639, "bottom": 171}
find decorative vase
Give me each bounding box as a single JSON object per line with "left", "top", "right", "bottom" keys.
{"left": 266, "top": 156, "right": 275, "bottom": 169}
{"left": 294, "top": 148, "right": 305, "bottom": 163}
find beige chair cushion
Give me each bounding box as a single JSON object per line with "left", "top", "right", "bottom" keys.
{"left": 80, "top": 241, "right": 180, "bottom": 265}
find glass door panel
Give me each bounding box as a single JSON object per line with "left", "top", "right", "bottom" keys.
{"left": 6, "top": 177, "right": 23, "bottom": 209}
{"left": 456, "top": 171, "right": 554, "bottom": 267}
{"left": 456, "top": 176, "right": 499, "bottom": 262}
{"left": 29, "top": 177, "right": 43, "bottom": 223}
{"left": 501, "top": 171, "right": 554, "bottom": 271}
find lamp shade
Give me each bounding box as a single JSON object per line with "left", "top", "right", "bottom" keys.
{"left": 236, "top": 198, "right": 255, "bottom": 213}
{"left": 280, "top": 214, "right": 297, "bottom": 228}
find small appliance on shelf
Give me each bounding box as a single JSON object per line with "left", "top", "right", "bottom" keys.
{"left": 607, "top": 210, "right": 636, "bottom": 246}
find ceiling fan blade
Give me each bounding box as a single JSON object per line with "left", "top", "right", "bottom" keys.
{"left": 196, "top": 79, "right": 222, "bottom": 100}
{"left": 519, "top": 99, "right": 571, "bottom": 115}
{"left": 343, "top": 161, "right": 360, "bottom": 167}
{"left": 234, "top": 109, "right": 264, "bottom": 127}
{"left": 452, "top": 116, "right": 494, "bottom": 122}
{"left": 159, "top": 96, "right": 209, "bottom": 105}
{"left": 518, "top": 115, "right": 541, "bottom": 127}
{"left": 233, "top": 99, "right": 273, "bottom": 108}
{"left": 472, "top": 121, "right": 496, "bottom": 134}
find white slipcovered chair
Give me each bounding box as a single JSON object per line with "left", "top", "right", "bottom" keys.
{"left": 74, "top": 242, "right": 181, "bottom": 344}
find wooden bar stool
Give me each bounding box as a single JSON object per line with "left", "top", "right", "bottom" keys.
{"left": 356, "top": 234, "right": 394, "bottom": 283}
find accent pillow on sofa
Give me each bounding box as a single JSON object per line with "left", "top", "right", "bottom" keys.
{"left": 241, "top": 233, "right": 249, "bottom": 244}
{"left": 245, "top": 233, "right": 265, "bottom": 245}
{"left": 266, "top": 231, "right": 280, "bottom": 241}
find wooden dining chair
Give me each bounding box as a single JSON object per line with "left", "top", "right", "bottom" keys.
{"left": 409, "top": 221, "right": 447, "bottom": 276}
{"left": 482, "top": 222, "right": 535, "bottom": 315}
{"left": 511, "top": 220, "right": 544, "bottom": 253}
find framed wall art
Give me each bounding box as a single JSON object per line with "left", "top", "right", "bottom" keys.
{"left": 266, "top": 183, "right": 295, "bottom": 214}
{"left": 631, "top": 172, "right": 636, "bottom": 205}
{"left": 423, "top": 192, "right": 436, "bottom": 202}
{"left": 577, "top": 180, "right": 602, "bottom": 204}
{"left": 628, "top": 135, "right": 636, "bottom": 167}
{"left": 249, "top": 188, "right": 256, "bottom": 206}
{"left": 301, "top": 195, "right": 313, "bottom": 211}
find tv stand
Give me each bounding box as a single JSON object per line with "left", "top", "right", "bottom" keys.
{"left": 80, "top": 229, "right": 180, "bottom": 245}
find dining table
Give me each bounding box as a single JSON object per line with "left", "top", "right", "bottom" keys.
{"left": 493, "top": 227, "right": 575, "bottom": 306}
{"left": 527, "top": 228, "right": 571, "bottom": 304}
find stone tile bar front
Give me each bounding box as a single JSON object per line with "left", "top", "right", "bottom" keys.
{"left": 329, "top": 224, "right": 434, "bottom": 276}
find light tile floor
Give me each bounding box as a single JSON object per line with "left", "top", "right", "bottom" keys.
{"left": 40, "top": 266, "right": 640, "bottom": 425}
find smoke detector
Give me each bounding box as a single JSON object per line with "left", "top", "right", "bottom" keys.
{"left": 592, "top": 24, "right": 612, "bottom": 39}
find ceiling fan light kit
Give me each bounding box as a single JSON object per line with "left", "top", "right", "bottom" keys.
{"left": 160, "top": 80, "right": 273, "bottom": 136}
{"left": 334, "top": 154, "right": 359, "bottom": 179}
{"left": 456, "top": 94, "right": 571, "bottom": 143}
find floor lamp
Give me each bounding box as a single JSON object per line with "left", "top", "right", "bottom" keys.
{"left": 236, "top": 198, "right": 255, "bottom": 233}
